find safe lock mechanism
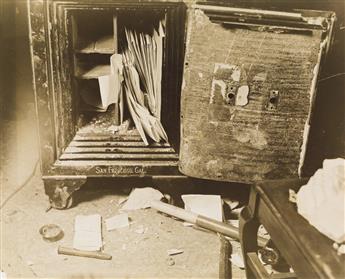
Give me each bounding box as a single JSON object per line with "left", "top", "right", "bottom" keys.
{"left": 266, "top": 90, "right": 279, "bottom": 110}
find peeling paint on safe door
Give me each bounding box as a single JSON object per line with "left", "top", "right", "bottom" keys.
{"left": 235, "top": 85, "right": 249, "bottom": 106}
{"left": 233, "top": 128, "right": 268, "bottom": 150}
{"left": 210, "top": 63, "right": 241, "bottom": 105}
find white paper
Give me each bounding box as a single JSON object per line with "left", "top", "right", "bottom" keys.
{"left": 181, "top": 194, "right": 223, "bottom": 222}
{"left": 230, "top": 253, "right": 245, "bottom": 269}
{"left": 297, "top": 158, "right": 345, "bottom": 243}
{"left": 73, "top": 214, "right": 102, "bottom": 251}
{"left": 105, "top": 213, "right": 129, "bottom": 231}
{"left": 98, "top": 71, "right": 118, "bottom": 111}
{"left": 121, "top": 187, "right": 163, "bottom": 211}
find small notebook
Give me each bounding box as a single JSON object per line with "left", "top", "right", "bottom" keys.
{"left": 73, "top": 214, "right": 102, "bottom": 251}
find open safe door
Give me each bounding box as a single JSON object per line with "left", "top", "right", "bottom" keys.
{"left": 179, "top": 5, "right": 336, "bottom": 183}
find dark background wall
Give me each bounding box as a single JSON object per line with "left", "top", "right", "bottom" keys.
{"left": 0, "top": 0, "right": 344, "bottom": 176}
{"left": 1, "top": 0, "right": 33, "bottom": 120}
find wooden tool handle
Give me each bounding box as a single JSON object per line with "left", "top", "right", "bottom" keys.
{"left": 150, "top": 200, "right": 267, "bottom": 247}
{"left": 58, "top": 246, "right": 112, "bottom": 260}
{"left": 151, "top": 200, "right": 198, "bottom": 224}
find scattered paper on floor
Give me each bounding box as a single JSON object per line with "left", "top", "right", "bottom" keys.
{"left": 121, "top": 187, "right": 163, "bottom": 211}
{"left": 73, "top": 214, "right": 102, "bottom": 251}
{"left": 182, "top": 194, "right": 223, "bottom": 222}
{"left": 105, "top": 213, "right": 129, "bottom": 231}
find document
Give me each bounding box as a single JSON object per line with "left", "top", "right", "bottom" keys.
{"left": 73, "top": 214, "right": 102, "bottom": 251}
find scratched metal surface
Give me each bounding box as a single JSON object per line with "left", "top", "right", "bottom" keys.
{"left": 180, "top": 9, "right": 324, "bottom": 183}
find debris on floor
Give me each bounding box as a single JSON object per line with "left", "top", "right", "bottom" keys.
{"left": 258, "top": 225, "right": 270, "bottom": 238}
{"left": 182, "top": 194, "right": 223, "bottom": 222}
{"left": 105, "top": 213, "right": 129, "bottom": 231}
{"left": 73, "top": 214, "right": 103, "bottom": 251}
{"left": 121, "top": 187, "right": 164, "bottom": 211}
{"left": 39, "top": 224, "right": 64, "bottom": 242}
{"left": 166, "top": 257, "right": 175, "bottom": 266}
{"left": 167, "top": 248, "right": 184, "bottom": 256}
{"left": 333, "top": 242, "right": 345, "bottom": 255}
{"left": 288, "top": 189, "right": 297, "bottom": 203}
{"left": 58, "top": 246, "right": 112, "bottom": 260}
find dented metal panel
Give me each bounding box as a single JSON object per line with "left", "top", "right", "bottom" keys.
{"left": 179, "top": 6, "right": 334, "bottom": 183}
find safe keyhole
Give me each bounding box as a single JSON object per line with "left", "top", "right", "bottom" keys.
{"left": 269, "top": 96, "right": 278, "bottom": 105}
{"left": 266, "top": 90, "right": 279, "bottom": 110}
{"left": 227, "top": 92, "right": 235, "bottom": 99}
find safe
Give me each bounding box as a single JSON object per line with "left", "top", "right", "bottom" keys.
{"left": 28, "top": 0, "right": 335, "bottom": 209}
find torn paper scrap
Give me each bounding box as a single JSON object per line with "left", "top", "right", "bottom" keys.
{"left": 105, "top": 213, "right": 129, "bottom": 231}
{"left": 182, "top": 194, "right": 223, "bottom": 222}
{"left": 121, "top": 187, "right": 163, "bottom": 211}
{"left": 297, "top": 158, "right": 345, "bottom": 243}
{"left": 73, "top": 214, "right": 102, "bottom": 251}
{"left": 230, "top": 253, "right": 245, "bottom": 269}
{"left": 98, "top": 74, "right": 117, "bottom": 109}
{"left": 167, "top": 248, "right": 184, "bottom": 256}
